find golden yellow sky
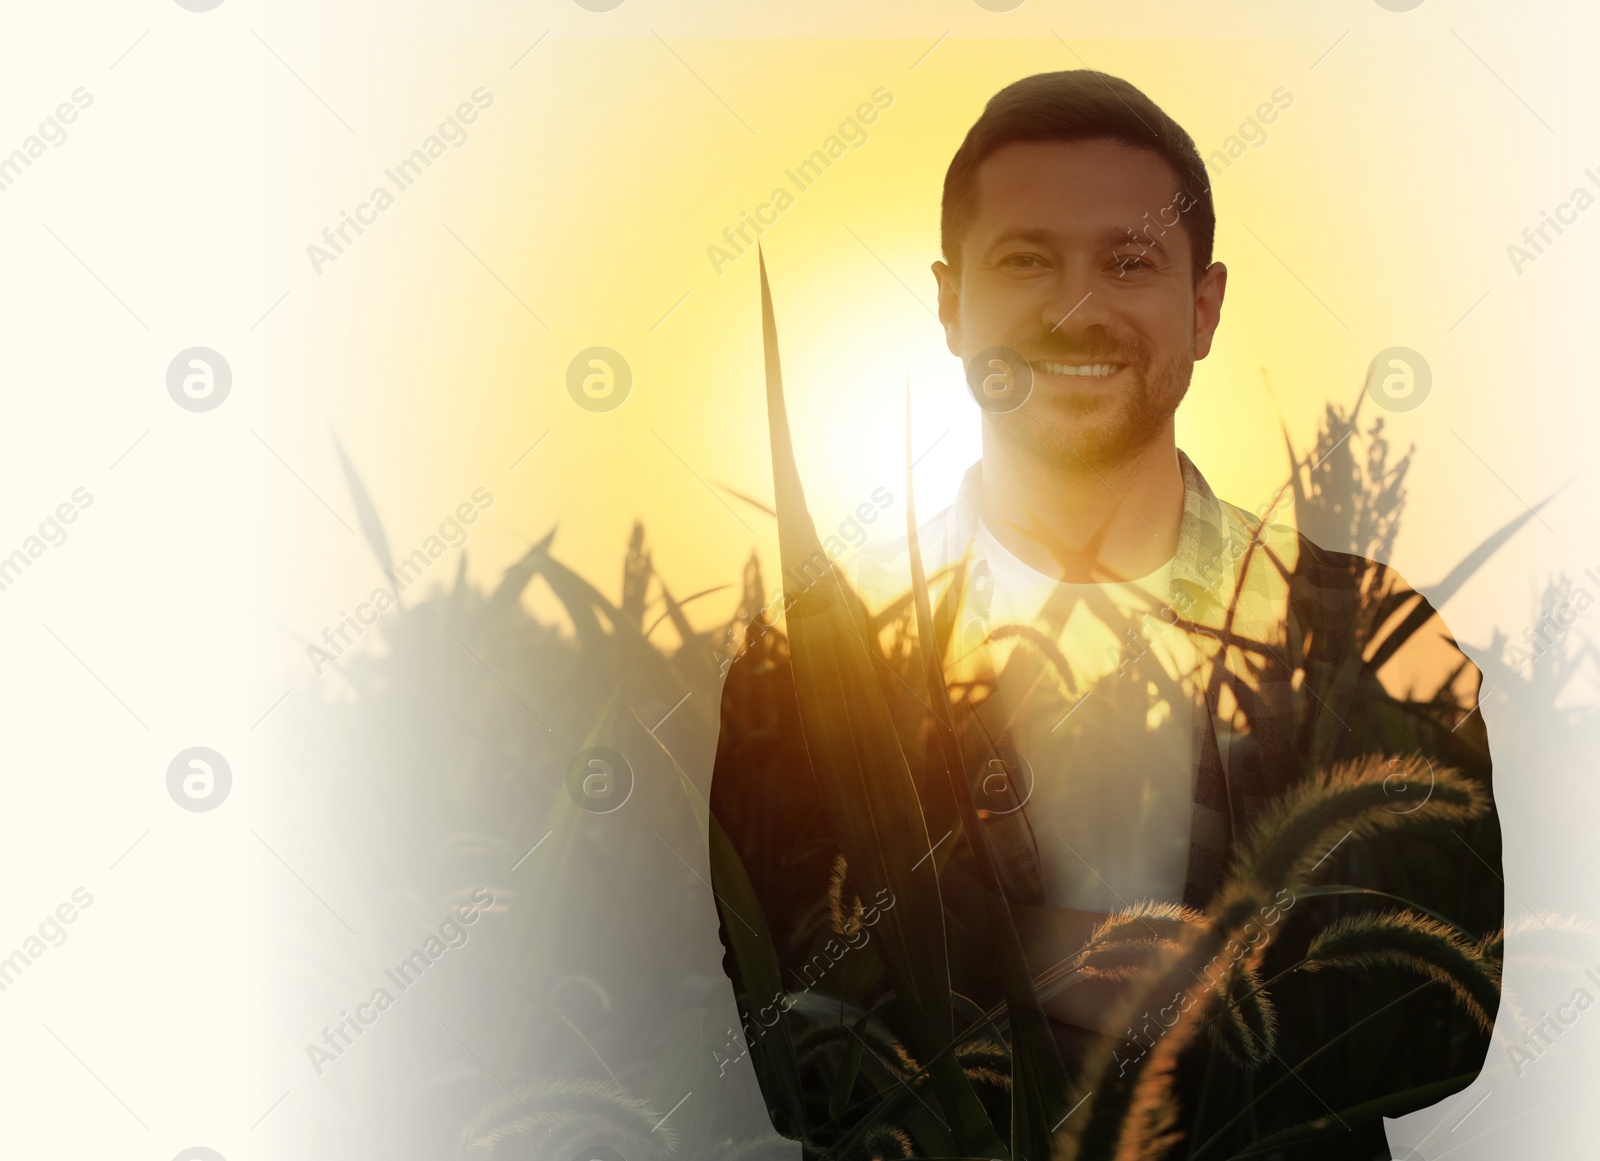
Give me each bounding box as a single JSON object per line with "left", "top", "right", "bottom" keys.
{"left": 268, "top": 32, "right": 1595, "bottom": 664}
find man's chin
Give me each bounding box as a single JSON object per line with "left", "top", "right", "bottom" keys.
{"left": 992, "top": 361, "right": 1189, "bottom": 472}
{"left": 994, "top": 402, "right": 1153, "bottom": 473}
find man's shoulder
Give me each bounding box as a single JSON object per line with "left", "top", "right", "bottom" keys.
{"left": 1205, "top": 480, "right": 1411, "bottom": 600}
{"left": 1213, "top": 490, "right": 1480, "bottom": 705}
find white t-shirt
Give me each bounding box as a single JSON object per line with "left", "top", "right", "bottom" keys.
{"left": 968, "top": 519, "right": 1197, "bottom": 912}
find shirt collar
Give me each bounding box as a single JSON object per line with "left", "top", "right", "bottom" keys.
{"left": 947, "top": 448, "right": 1231, "bottom": 591}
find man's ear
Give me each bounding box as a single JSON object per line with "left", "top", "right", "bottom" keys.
{"left": 932, "top": 259, "right": 961, "bottom": 358}
{"left": 1193, "top": 261, "right": 1227, "bottom": 361}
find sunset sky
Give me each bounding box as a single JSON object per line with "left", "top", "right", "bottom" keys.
{"left": 261, "top": 26, "right": 1596, "bottom": 686}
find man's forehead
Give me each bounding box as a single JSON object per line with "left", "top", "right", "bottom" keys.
{"left": 968, "top": 138, "right": 1182, "bottom": 236}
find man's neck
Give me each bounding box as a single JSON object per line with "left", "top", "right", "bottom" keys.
{"left": 977, "top": 426, "right": 1186, "bottom": 584}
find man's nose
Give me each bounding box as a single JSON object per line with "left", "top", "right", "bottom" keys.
{"left": 1041, "top": 263, "right": 1113, "bottom": 335}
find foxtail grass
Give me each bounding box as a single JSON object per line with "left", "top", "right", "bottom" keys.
{"left": 1051, "top": 754, "right": 1494, "bottom": 1161}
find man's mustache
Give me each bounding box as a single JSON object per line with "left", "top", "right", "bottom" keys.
{"left": 1025, "top": 341, "right": 1146, "bottom": 363}
{"left": 1021, "top": 329, "right": 1149, "bottom": 364}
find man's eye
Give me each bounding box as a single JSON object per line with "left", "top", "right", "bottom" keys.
{"left": 1002, "top": 253, "right": 1045, "bottom": 269}
{"left": 1114, "top": 254, "right": 1151, "bottom": 272}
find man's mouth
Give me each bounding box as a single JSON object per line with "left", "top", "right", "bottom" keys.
{"left": 1031, "top": 360, "right": 1127, "bottom": 379}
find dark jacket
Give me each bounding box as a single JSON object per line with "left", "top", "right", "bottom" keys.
{"left": 709, "top": 454, "right": 1502, "bottom": 1159}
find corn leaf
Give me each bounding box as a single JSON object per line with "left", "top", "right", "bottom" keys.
{"left": 902, "top": 385, "right": 1069, "bottom": 1158}
{"left": 757, "top": 249, "right": 1003, "bottom": 1156}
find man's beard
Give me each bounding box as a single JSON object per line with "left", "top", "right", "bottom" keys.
{"left": 989, "top": 328, "right": 1192, "bottom": 474}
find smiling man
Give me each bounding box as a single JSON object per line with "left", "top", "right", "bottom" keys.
{"left": 709, "top": 70, "right": 1502, "bottom": 1161}
{"left": 921, "top": 81, "right": 1229, "bottom": 1052}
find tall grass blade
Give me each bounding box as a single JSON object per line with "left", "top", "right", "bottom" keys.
{"left": 756, "top": 249, "right": 1002, "bottom": 1155}
{"left": 1419, "top": 492, "right": 1558, "bottom": 612}
{"left": 709, "top": 806, "right": 812, "bottom": 1142}
{"left": 331, "top": 432, "right": 397, "bottom": 588}
{"left": 902, "top": 384, "right": 1068, "bottom": 1157}
{"left": 485, "top": 526, "right": 556, "bottom": 621}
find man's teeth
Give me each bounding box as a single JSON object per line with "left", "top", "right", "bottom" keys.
{"left": 1037, "top": 361, "right": 1122, "bottom": 378}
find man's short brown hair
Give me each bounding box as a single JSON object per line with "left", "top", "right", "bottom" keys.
{"left": 941, "top": 70, "right": 1215, "bottom": 281}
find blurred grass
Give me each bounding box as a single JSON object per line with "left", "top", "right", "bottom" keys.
{"left": 271, "top": 294, "right": 1592, "bottom": 1159}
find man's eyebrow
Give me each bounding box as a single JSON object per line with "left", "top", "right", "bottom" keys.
{"left": 979, "top": 224, "right": 1173, "bottom": 262}
{"left": 1100, "top": 225, "right": 1170, "bottom": 261}
{"left": 980, "top": 227, "right": 1058, "bottom": 261}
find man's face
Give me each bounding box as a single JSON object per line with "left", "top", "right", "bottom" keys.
{"left": 933, "top": 138, "right": 1227, "bottom": 472}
